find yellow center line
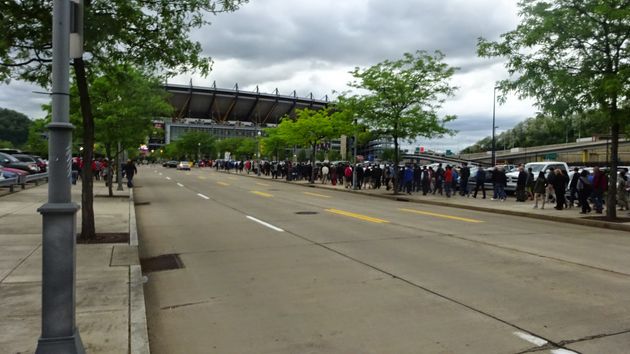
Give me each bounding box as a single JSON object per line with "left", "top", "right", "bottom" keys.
{"left": 227, "top": 176, "right": 237, "bottom": 180}
{"left": 198, "top": 176, "right": 208, "bottom": 180}
{"left": 325, "top": 208, "right": 389, "bottom": 224}
{"left": 251, "top": 190, "right": 273, "bottom": 198}
{"left": 399, "top": 208, "right": 484, "bottom": 223}
{"left": 217, "top": 181, "right": 230, "bottom": 186}
{"left": 256, "top": 182, "right": 271, "bottom": 186}
{"left": 303, "top": 191, "right": 331, "bottom": 198}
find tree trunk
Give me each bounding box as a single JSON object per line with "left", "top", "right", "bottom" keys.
{"left": 73, "top": 58, "right": 96, "bottom": 240}
{"left": 393, "top": 136, "right": 400, "bottom": 195}
{"left": 105, "top": 143, "right": 113, "bottom": 197}
{"left": 607, "top": 120, "right": 619, "bottom": 219}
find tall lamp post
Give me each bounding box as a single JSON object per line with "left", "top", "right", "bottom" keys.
{"left": 36, "top": 0, "right": 85, "bottom": 352}
{"left": 257, "top": 131, "right": 262, "bottom": 176}
{"left": 491, "top": 86, "right": 498, "bottom": 167}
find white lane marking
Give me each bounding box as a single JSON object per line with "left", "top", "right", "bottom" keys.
{"left": 551, "top": 349, "right": 579, "bottom": 354}
{"left": 177, "top": 183, "right": 184, "bottom": 187}
{"left": 513, "top": 331, "right": 547, "bottom": 346}
{"left": 246, "top": 216, "right": 284, "bottom": 232}
{"left": 197, "top": 193, "right": 210, "bottom": 200}
{"left": 159, "top": 172, "right": 163, "bottom": 176}
{"left": 165, "top": 176, "right": 171, "bottom": 180}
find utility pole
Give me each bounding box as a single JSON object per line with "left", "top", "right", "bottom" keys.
{"left": 36, "top": 0, "right": 85, "bottom": 352}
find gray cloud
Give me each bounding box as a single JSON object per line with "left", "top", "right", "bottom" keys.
{"left": 197, "top": 0, "right": 517, "bottom": 67}
{"left": 0, "top": 80, "right": 49, "bottom": 119}
{"left": 0, "top": 0, "right": 533, "bottom": 151}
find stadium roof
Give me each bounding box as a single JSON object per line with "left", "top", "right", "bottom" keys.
{"left": 165, "top": 82, "right": 330, "bottom": 125}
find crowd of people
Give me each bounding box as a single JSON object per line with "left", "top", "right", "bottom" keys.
{"left": 212, "top": 159, "right": 630, "bottom": 216}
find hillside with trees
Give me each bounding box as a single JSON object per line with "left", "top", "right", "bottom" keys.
{"left": 0, "top": 107, "right": 31, "bottom": 147}
{"left": 460, "top": 112, "right": 611, "bottom": 154}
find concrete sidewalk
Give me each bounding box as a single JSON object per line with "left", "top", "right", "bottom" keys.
{"left": 215, "top": 169, "right": 630, "bottom": 232}
{"left": 0, "top": 181, "right": 148, "bottom": 353}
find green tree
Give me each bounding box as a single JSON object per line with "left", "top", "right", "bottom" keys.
{"left": 235, "top": 138, "right": 257, "bottom": 160}
{"left": 1, "top": 0, "right": 247, "bottom": 238}
{"left": 261, "top": 129, "right": 288, "bottom": 161}
{"left": 174, "top": 131, "right": 216, "bottom": 161}
{"left": 327, "top": 149, "right": 342, "bottom": 162}
{"left": 342, "top": 51, "right": 458, "bottom": 193}
{"left": 0, "top": 108, "right": 31, "bottom": 147}
{"left": 74, "top": 66, "right": 171, "bottom": 198}
{"left": 274, "top": 108, "right": 347, "bottom": 183}
{"left": 478, "top": 0, "right": 630, "bottom": 218}
{"left": 216, "top": 137, "right": 244, "bottom": 159}
{"left": 25, "top": 117, "right": 50, "bottom": 156}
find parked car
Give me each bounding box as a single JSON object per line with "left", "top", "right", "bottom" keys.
{"left": 177, "top": 161, "right": 191, "bottom": 170}
{"left": 0, "top": 152, "right": 37, "bottom": 174}
{"left": 505, "top": 161, "right": 569, "bottom": 191}
{"left": 31, "top": 156, "right": 48, "bottom": 172}
{"left": 1, "top": 167, "right": 28, "bottom": 178}
{"left": 165, "top": 160, "right": 178, "bottom": 168}
{"left": 12, "top": 154, "right": 41, "bottom": 173}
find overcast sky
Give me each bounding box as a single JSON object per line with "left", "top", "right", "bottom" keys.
{"left": 0, "top": 0, "right": 538, "bottom": 153}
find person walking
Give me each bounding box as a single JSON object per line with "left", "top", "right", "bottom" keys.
{"left": 321, "top": 164, "right": 329, "bottom": 184}
{"left": 577, "top": 170, "right": 592, "bottom": 214}
{"left": 552, "top": 168, "right": 568, "bottom": 210}
{"left": 444, "top": 165, "right": 453, "bottom": 198}
{"left": 123, "top": 159, "right": 138, "bottom": 188}
{"left": 515, "top": 165, "right": 527, "bottom": 202}
{"left": 472, "top": 167, "right": 486, "bottom": 199}
{"left": 617, "top": 169, "right": 629, "bottom": 211}
{"left": 434, "top": 164, "right": 444, "bottom": 195}
{"left": 459, "top": 163, "right": 471, "bottom": 196}
{"left": 533, "top": 171, "right": 547, "bottom": 209}
{"left": 403, "top": 165, "right": 414, "bottom": 195}
{"left": 568, "top": 167, "right": 580, "bottom": 207}
{"left": 526, "top": 167, "right": 535, "bottom": 200}
{"left": 344, "top": 164, "right": 353, "bottom": 188}
{"left": 421, "top": 166, "right": 430, "bottom": 195}
{"left": 495, "top": 167, "right": 507, "bottom": 201}
{"left": 592, "top": 166, "right": 607, "bottom": 213}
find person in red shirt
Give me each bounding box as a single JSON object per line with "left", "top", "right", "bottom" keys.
{"left": 444, "top": 165, "right": 453, "bottom": 197}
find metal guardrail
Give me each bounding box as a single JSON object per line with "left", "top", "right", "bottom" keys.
{"left": 0, "top": 172, "right": 48, "bottom": 192}
{"left": 25, "top": 172, "right": 49, "bottom": 183}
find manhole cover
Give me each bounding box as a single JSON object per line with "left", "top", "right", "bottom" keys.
{"left": 295, "top": 211, "right": 318, "bottom": 215}
{"left": 140, "top": 254, "right": 184, "bottom": 273}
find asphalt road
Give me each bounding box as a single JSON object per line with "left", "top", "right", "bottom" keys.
{"left": 135, "top": 165, "right": 630, "bottom": 354}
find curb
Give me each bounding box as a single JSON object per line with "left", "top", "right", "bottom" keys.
{"left": 215, "top": 170, "right": 630, "bottom": 233}
{"left": 129, "top": 188, "right": 150, "bottom": 354}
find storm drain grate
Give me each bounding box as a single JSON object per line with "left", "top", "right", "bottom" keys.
{"left": 134, "top": 201, "right": 151, "bottom": 206}
{"left": 295, "top": 211, "right": 318, "bottom": 215}
{"left": 140, "top": 254, "right": 184, "bottom": 273}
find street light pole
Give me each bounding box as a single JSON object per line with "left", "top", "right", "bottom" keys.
{"left": 257, "top": 130, "right": 261, "bottom": 176}
{"left": 36, "top": 0, "right": 85, "bottom": 352}
{"left": 491, "top": 86, "right": 497, "bottom": 167}
{"left": 352, "top": 117, "right": 358, "bottom": 190}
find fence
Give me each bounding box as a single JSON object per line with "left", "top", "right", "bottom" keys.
{"left": 0, "top": 173, "right": 48, "bottom": 192}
